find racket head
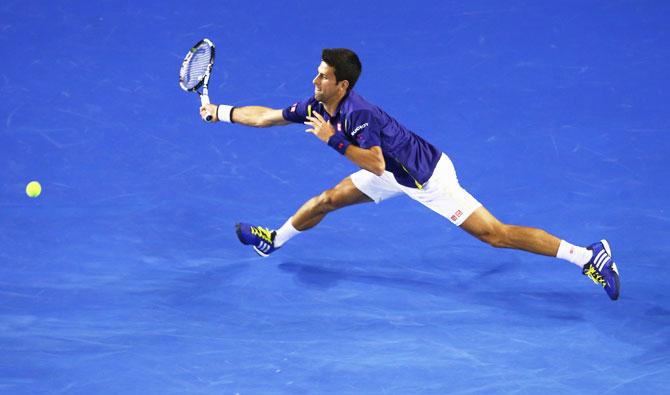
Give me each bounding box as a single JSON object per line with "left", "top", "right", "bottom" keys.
{"left": 179, "top": 38, "right": 215, "bottom": 92}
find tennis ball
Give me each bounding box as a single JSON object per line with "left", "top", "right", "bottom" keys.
{"left": 26, "top": 181, "right": 42, "bottom": 198}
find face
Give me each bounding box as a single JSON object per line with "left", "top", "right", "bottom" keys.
{"left": 312, "top": 61, "right": 347, "bottom": 103}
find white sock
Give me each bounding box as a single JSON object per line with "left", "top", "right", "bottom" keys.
{"left": 556, "top": 240, "right": 593, "bottom": 268}
{"left": 274, "top": 217, "right": 301, "bottom": 247}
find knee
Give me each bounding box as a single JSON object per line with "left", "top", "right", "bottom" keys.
{"left": 314, "top": 189, "right": 337, "bottom": 212}
{"left": 476, "top": 223, "right": 510, "bottom": 248}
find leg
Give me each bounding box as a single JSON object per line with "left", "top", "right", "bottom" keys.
{"left": 272, "top": 169, "right": 400, "bottom": 249}
{"left": 403, "top": 153, "right": 619, "bottom": 299}
{"left": 461, "top": 206, "right": 621, "bottom": 300}
{"left": 460, "top": 206, "right": 560, "bottom": 256}
{"left": 402, "top": 154, "right": 564, "bottom": 257}
{"left": 292, "top": 176, "right": 373, "bottom": 231}
{"left": 236, "top": 177, "right": 372, "bottom": 256}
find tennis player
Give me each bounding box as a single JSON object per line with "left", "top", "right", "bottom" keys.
{"left": 200, "top": 48, "right": 620, "bottom": 300}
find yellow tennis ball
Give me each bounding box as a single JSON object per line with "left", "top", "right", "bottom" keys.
{"left": 26, "top": 181, "right": 42, "bottom": 198}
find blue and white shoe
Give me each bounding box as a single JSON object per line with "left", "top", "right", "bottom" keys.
{"left": 235, "top": 223, "right": 279, "bottom": 257}
{"left": 582, "top": 239, "right": 620, "bottom": 300}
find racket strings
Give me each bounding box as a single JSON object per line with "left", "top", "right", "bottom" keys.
{"left": 182, "top": 45, "right": 212, "bottom": 90}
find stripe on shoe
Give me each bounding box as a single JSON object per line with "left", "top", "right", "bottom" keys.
{"left": 594, "top": 250, "right": 608, "bottom": 271}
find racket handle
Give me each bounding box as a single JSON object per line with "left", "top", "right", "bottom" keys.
{"left": 200, "top": 95, "right": 213, "bottom": 122}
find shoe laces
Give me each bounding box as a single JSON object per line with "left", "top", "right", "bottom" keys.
{"left": 250, "top": 226, "right": 274, "bottom": 244}
{"left": 584, "top": 264, "right": 606, "bottom": 287}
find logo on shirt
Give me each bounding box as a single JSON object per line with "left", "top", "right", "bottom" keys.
{"left": 290, "top": 103, "right": 297, "bottom": 112}
{"left": 351, "top": 122, "right": 369, "bottom": 136}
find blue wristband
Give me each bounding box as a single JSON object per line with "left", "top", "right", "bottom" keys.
{"left": 327, "top": 132, "right": 350, "bottom": 155}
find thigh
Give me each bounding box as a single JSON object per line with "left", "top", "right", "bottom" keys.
{"left": 328, "top": 175, "right": 375, "bottom": 208}
{"left": 404, "top": 154, "right": 482, "bottom": 225}
{"left": 350, "top": 169, "right": 403, "bottom": 204}
{"left": 411, "top": 186, "right": 482, "bottom": 225}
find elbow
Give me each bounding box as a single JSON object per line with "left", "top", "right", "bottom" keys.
{"left": 359, "top": 146, "right": 385, "bottom": 176}
{"left": 253, "top": 119, "right": 271, "bottom": 128}
{"left": 372, "top": 158, "right": 386, "bottom": 176}
{"left": 252, "top": 113, "right": 275, "bottom": 127}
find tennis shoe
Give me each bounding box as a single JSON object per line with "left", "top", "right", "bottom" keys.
{"left": 235, "top": 223, "right": 279, "bottom": 257}
{"left": 582, "top": 239, "right": 620, "bottom": 300}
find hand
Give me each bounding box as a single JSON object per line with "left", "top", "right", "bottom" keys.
{"left": 304, "top": 111, "right": 335, "bottom": 143}
{"left": 199, "top": 104, "right": 219, "bottom": 122}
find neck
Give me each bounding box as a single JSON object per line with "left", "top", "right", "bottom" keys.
{"left": 322, "top": 90, "right": 347, "bottom": 116}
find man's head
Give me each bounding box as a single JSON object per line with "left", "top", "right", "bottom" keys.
{"left": 313, "top": 48, "right": 362, "bottom": 103}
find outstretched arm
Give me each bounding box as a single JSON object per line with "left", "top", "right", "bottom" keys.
{"left": 200, "top": 103, "right": 290, "bottom": 127}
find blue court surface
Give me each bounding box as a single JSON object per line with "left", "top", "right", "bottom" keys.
{"left": 1, "top": 1, "right": 669, "bottom": 394}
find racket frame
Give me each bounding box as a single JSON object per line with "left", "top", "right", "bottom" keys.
{"left": 179, "top": 38, "right": 216, "bottom": 121}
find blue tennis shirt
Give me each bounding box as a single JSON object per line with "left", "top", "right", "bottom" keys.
{"left": 282, "top": 90, "right": 442, "bottom": 189}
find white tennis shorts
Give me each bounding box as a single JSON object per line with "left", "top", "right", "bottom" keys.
{"left": 350, "top": 154, "right": 482, "bottom": 226}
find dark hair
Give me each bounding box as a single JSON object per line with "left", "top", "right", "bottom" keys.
{"left": 321, "top": 48, "right": 362, "bottom": 91}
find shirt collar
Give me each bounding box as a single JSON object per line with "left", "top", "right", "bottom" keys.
{"left": 334, "top": 90, "right": 351, "bottom": 116}
{"left": 319, "top": 90, "right": 352, "bottom": 119}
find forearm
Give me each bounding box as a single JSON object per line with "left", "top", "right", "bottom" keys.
{"left": 303, "top": 112, "right": 386, "bottom": 175}
{"left": 344, "top": 145, "right": 386, "bottom": 176}
{"left": 203, "top": 104, "right": 289, "bottom": 127}
{"left": 228, "top": 106, "right": 289, "bottom": 127}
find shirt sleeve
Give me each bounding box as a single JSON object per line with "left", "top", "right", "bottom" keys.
{"left": 282, "top": 97, "right": 317, "bottom": 123}
{"left": 347, "top": 109, "right": 382, "bottom": 149}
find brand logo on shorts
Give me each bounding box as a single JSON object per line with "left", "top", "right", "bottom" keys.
{"left": 450, "top": 210, "right": 463, "bottom": 222}
{"left": 290, "top": 103, "right": 297, "bottom": 112}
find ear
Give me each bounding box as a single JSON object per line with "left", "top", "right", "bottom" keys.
{"left": 338, "top": 79, "right": 350, "bottom": 92}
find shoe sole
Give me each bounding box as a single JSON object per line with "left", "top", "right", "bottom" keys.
{"left": 235, "top": 223, "right": 270, "bottom": 258}
{"left": 600, "top": 239, "right": 620, "bottom": 301}
{"left": 252, "top": 246, "right": 269, "bottom": 258}
{"left": 601, "top": 239, "right": 612, "bottom": 257}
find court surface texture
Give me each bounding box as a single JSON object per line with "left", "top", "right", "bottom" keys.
{"left": 1, "top": 1, "right": 669, "bottom": 394}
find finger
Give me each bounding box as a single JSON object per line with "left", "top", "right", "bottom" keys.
{"left": 305, "top": 117, "right": 322, "bottom": 127}
{"left": 308, "top": 114, "right": 326, "bottom": 125}
{"left": 305, "top": 128, "right": 315, "bottom": 133}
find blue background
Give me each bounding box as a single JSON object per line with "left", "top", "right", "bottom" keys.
{"left": 1, "top": 0, "right": 669, "bottom": 393}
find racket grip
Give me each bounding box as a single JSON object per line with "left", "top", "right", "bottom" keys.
{"left": 200, "top": 95, "right": 213, "bottom": 122}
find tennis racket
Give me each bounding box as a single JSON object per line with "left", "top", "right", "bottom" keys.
{"left": 179, "top": 38, "right": 216, "bottom": 122}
